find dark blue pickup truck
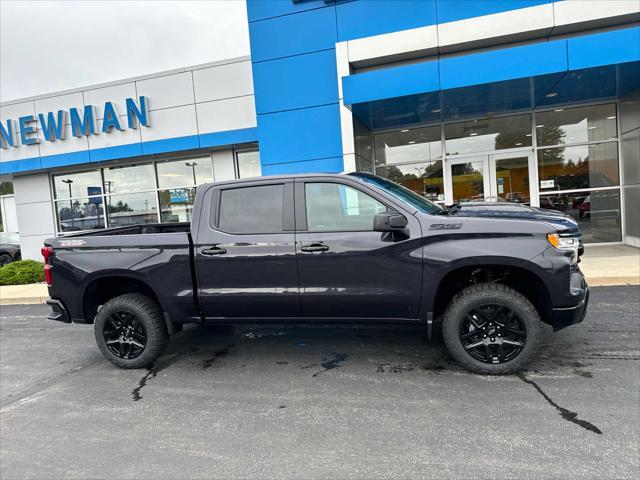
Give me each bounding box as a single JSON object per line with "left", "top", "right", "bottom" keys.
{"left": 43, "top": 173, "right": 589, "bottom": 374}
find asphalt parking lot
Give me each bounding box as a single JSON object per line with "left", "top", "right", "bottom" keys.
{"left": 1, "top": 285, "right": 639, "bottom": 479}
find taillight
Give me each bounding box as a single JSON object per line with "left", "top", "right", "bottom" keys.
{"left": 41, "top": 246, "right": 54, "bottom": 286}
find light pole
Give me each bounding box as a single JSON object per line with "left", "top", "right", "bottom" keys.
{"left": 185, "top": 161, "right": 198, "bottom": 185}
{"left": 62, "top": 179, "right": 74, "bottom": 229}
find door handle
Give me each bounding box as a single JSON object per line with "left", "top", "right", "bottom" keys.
{"left": 300, "top": 243, "right": 329, "bottom": 253}
{"left": 201, "top": 246, "right": 227, "bottom": 256}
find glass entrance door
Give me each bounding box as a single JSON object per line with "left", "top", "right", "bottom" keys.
{"left": 448, "top": 156, "right": 490, "bottom": 204}
{"left": 446, "top": 151, "right": 535, "bottom": 204}
{"left": 490, "top": 151, "right": 535, "bottom": 205}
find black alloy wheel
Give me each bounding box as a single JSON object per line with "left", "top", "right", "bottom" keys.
{"left": 458, "top": 304, "right": 526, "bottom": 364}
{"left": 103, "top": 311, "right": 147, "bottom": 360}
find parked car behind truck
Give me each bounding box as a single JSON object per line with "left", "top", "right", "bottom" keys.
{"left": 0, "top": 232, "right": 21, "bottom": 267}
{"left": 43, "top": 173, "right": 589, "bottom": 374}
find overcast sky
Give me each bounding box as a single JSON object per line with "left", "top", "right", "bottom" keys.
{"left": 0, "top": 0, "right": 250, "bottom": 102}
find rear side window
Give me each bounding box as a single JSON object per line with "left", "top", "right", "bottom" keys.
{"left": 304, "top": 183, "right": 387, "bottom": 231}
{"left": 218, "top": 184, "right": 284, "bottom": 234}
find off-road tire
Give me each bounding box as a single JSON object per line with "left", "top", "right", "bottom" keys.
{"left": 442, "top": 283, "right": 543, "bottom": 375}
{"left": 94, "top": 293, "right": 169, "bottom": 369}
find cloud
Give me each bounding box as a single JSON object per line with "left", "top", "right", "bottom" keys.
{"left": 0, "top": 0, "right": 250, "bottom": 101}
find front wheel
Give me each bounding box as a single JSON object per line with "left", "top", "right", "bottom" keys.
{"left": 442, "top": 284, "right": 543, "bottom": 375}
{"left": 94, "top": 293, "right": 169, "bottom": 369}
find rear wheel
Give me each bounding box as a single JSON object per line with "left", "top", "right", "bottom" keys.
{"left": 442, "top": 283, "right": 543, "bottom": 374}
{"left": 94, "top": 294, "right": 168, "bottom": 369}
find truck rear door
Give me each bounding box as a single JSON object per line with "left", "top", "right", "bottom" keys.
{"left": 193, "top": 179, "right": 299, "bottom": 319}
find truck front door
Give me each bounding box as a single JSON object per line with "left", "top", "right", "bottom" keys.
{"left": 294, "top": 178, "right": 423, "bottom": 320}
{"left": 194, "top": 179, "right": 299, "bottom": 319}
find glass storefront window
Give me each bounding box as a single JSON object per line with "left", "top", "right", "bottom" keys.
{"left": 157, "top": 157, "right": 213, "bottom": 189}
{"left": 237, "top": 151, "right": 261, "bottom": 178}
{"left": 445, "top": 114, "right": 532, "bottom": 155}
{"left": 103, "top": 164, "right": 156, "bottom": 194}
{"left": 158, "top": 187, "right": 196, "bottom": 223}
{"left": 536, "top": 104, "right": 617, "bottom": 146}
{"left": 55, "top": 197, "right": 105, "bottom": 232}
{"left": 374, "top": 126, "right": 441, "bottom": 167}
{"left": 376, "top": 161, "right": 445, "bottom": 201}
{"left": 53, "top": 170, "right": 103, "bottom": 199}
{"left": 106, "top": 191, "right": 158, "bottom": 227}
{"left": 538, "top": 142, "right": 619, "bottom": 192}
{"left": 539, "top": 189, "right": 621, "bottom": 243}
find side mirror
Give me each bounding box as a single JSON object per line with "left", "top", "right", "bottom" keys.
{"left": 373, "top": 212, "right": 408, "bottom": 232}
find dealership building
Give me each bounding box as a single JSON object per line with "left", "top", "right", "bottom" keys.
{"left": 1, "top": 0, "right": 639, "bottom": 259}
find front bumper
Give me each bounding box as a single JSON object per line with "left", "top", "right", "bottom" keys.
{"left": 551, "top": 269, "right": 589, "bottom": 330}
{"left": 46, "top": 298, "right": 71, "bottom": 324}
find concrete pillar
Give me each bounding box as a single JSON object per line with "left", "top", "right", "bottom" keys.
{"left": 13, "top": 173, "right": 56, "bottom": 260}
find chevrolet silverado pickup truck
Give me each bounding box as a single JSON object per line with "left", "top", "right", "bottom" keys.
{"left": 43, "top": 173, "right": 589, "bottom": 374}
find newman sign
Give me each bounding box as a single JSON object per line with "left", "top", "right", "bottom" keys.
{"left": 0, "top": 96, "right": 150, "bottom": 149}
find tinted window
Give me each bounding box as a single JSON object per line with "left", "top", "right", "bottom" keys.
{"left": 218, "top": 184, "right": 284, "bottom": 234}
{"left": 305, "top": 183, "right": 386, "bottom": 231}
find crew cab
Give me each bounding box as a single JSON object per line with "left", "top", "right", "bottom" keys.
{"left": 43, "top": 173, "right": 589, "bottom": 374}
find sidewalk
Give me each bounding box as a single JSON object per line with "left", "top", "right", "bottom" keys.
{"left": 0, "top": 283, "right": 49, "bottom": 305}
{"left": 580, "top": 244, "right": 640, "bottom": 286}
{"left": 0, "top": 246, "right": 637, "bottom": 305}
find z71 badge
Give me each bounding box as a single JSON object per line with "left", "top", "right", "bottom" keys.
{"left": 429, "top": 223, "right": 462, "bottom": 230}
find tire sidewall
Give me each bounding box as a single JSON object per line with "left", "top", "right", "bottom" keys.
{"left": 442, "top": 285, "right": 543, "bottom": 375}
{"left": 94, "top": 295, "right": 165, "bottom": 368}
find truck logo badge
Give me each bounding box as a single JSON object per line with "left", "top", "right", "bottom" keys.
{"left": 60, "top": 239, "right": 86, "bottom": 247}
{"left": 430, "top": 223, "right": 462, "bottom": 230}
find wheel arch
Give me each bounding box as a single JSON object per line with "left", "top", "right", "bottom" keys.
{"left": 81, "top": 272, "right": 180, "bottom": 334}
{"left": 430, "top": 260, "right": 553, "bottom": 326}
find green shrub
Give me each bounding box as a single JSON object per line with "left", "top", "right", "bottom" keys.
{"left": 0, "top": 260, "right": 45, "bottom": 286}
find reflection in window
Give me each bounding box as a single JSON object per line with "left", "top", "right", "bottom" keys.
{"left": 537, "top": 143, "right": 619, "bottom": 192}
{"left": 55, "top": 197, "right": 105, "bottom": 232}
{"left": 445, "top": 114, "right": 532, "bottom": 155}
{"left": 451, "top": 161, "right": 485, "bottom": 203}
{"left": 106, "top": 191, "right": 158, "bottom": 227}
{"left": 53, "top": 171, "right": 102, "bottom": 199}
{"left": 374, "top": 126, "right": 441, "bottom": 167}
{"left": 376, "top": 161, "right": 444, "bottom": 201}
{"left": 103, "top": 164, "right": 155, "bottom": 194}
{"left": 218, "top": 184, "right": 283, "bottom": 234}
{"left": 539, "top": 189, "right": 621, "bottom": 243}
{"left": 157, "top": 158, "right": 213, "bottom": 188}
{"left": 159, "top": 188, "right": 196, "bottom": 223}
{"left": 236, "top": 151, "right": 261, "bottom": 178}
{"left": 536, "top": 104, "right": 617, "bottom": 146}
{"left": 305, "top": 183, "right": 386, "bottom": 231}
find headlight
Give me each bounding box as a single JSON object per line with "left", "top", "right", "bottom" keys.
{"left": 547, "top": 233, "right": 580, "bottom": 263}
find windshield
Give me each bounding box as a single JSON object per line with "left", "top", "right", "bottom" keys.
{"left": 351, "top": 173, "right": 445, "bottom": 215}
{"left": 0, "top": 232, "right": 20, "bottom": 244}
